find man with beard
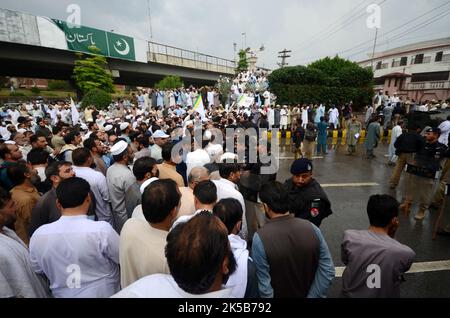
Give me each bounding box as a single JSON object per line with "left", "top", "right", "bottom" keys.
{"left": 284, "top": 159, "right": 333, "bottom": 227}
{"left": 106, "top": 140, "right": 136, "bottom": 233}
{"left": 0, "top": 142, "right": 24, "bottom": 191}
{"left": 83, "top": 137, "right": 108, "bottom": 176}
{"left": 8, "top": 162, "right": 41, "bottom": 245}
{"left": 252, "top": 181, "right": 334, "bottom": 298}
{"left": 113, "top": 212, "right": 236, "bottom": 298}
{"left": 28, "top": 161, "right": 79, "bottom": 237}
{"left": 125, "top": 157, "right": 159, "bottom": 218}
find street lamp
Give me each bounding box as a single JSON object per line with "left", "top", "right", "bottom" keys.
{"left": 241, "top": 32, "right": 246, "bottom": 50}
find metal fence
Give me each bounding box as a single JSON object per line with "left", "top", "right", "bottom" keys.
{"left": 147, "top": 41, "right": 236, "bottom": 74}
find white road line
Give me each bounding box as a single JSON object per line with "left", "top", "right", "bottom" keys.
{"left": 322, "top": 183, "right": 380, "bottom": 187}
{"left": 277, "top": 156, "right": 324, "bottom": 160}
{"left": 335, "top": 260, "right": 450, "bottom": 277}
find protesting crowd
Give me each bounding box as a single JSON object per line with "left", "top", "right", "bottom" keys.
{"left": 0, "top": 66, "right": 449, "bottom": 299}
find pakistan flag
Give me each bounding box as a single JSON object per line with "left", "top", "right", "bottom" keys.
{"left": 107, "top": 32, "right": 135, "bottom": 61}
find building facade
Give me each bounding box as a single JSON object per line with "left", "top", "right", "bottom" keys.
{"left": 357, "top": 37, "right": 450, "bottom": 102}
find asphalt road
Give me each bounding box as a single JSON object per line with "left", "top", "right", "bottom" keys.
{"left": 274, "top": 140, "right": 450, "bottom": 298}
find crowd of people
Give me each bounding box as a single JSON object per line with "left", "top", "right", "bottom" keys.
{"left": 0, "top": 76, "right": 449, "bottom": 299}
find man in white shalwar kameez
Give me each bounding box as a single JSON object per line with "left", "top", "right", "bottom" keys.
{"left": 112, "top": 213, "right": 236, "bottom": 298}
{"left": 388, "top": 121, "right": 404, "bottom": 165}
{"left": 438, "top": 116, "right": 450, "bottom": 146}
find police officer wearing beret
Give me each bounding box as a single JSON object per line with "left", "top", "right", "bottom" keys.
{"left": 284, "top": 159, "right": 333, "bottom": 227}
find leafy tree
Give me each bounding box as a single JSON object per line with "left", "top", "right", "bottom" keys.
{"left": 48, "top": 80, "right": 71, "bottom": 91}
{"left": 72, "top": 46, "right": 115, "bottom": 96}
{"left": 81, "top": 88, "right": 112, "bottom": 110}
{"left": 155, "top": 75, "right": 184, "bottom": 90}
{"left": 31, "top": 86, "right": 41, "bottom": 94}
{"left": 236, "top": 49, "right": 249, "bottom": 74}
{"left": 268, "top": 56, "right": 373, "bottom": 109}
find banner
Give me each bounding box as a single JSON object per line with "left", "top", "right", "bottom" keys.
{"left": 237, "top": 95, "right": 255, "bottom": 108}
{"left": 53, "top": 19, "right": 135, "bottom": 61}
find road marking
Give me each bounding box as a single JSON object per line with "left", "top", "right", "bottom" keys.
{"left": 335, "top": 260, "right": 450, "bottom": 277}
{"left": 322, "top": 182, "right": 380, "bottom": 188}
{"left": 278, "top": 156, "right": 324, "bottom": 160}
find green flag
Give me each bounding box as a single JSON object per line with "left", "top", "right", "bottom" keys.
{"left": 53, "top": 19, "right": 109, "bottom": 56}
{"left": 53, "top": 19, "right": 135, "bottom": 61}
{"left": 107, "top": 32, "right": 135, "bottom": 61}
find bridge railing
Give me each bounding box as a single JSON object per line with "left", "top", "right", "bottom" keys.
{"left": 147, "top": 41, "right": 236, "bottom": 74}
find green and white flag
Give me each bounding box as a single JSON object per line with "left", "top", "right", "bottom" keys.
{"left": 54, "top": 19, "right": 135, "bottom": 61}
{"left": 107, "top": 32, "right": 135, "bottom": 61}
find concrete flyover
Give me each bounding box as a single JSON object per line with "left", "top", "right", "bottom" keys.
{"left": 0, "top": 41, "right": 233, "bottom": 87}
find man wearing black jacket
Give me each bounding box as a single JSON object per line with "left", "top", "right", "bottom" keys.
{"left": 284, "top": 159, "right": 332, "bottom": 227}
{"left": 389, "top": 125, "right": 424, "bottom": 189}
{"left": 400, "top": 127, "right": 448, "bottom": 220}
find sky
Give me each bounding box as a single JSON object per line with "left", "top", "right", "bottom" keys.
{"left": 1, "top": 0, "right": 449, "bottom": 69}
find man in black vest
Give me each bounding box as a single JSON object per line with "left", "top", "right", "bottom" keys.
{"left": 252, "top": 181, "right": 334, "bottom": 298}
{"left": 284, "top": 159, "right": 333, "bottom": 227}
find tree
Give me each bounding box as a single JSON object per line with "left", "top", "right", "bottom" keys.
{"left": 72, "top": 46, "right": 115, "bottom": 96}
{"left": 155, "top": 75, "right": 184, "bottom": 90}
{"left": 236, "top": 49, "right": 249, "bottom": 74}
{"left": 268, "top": 56, "right": 374, "bottom": 109}
{"left": 81, "top": 88, "right": 112, "bottom": 110}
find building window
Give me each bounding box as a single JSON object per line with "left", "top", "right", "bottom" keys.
{"left": 388, "top": 78, "right": 391, "bottom": 87}
{"left": 400, "top": 57, "right": 408, "bottom": 66}
{"left": 376, "top": 61, "right": 382, "bottom": 70}
{"left": 394, "top": 78, "right": 398, "bottom": 87}
{"left": 435, "top": 51, "right": 443, "bottom": 62}
{"left": 414, "top": 54, "right": 424, "bottom": 64}
{"left": 411, "top": 71, "right": 450, "bottom": 82}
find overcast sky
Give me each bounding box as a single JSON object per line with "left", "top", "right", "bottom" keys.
{"left": 2, "top": 0, "right": 449, "bottom": 69}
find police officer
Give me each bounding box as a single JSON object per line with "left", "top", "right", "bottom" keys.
{"left": 284, "top": 158, "right": 333, "bottom": 227}
{"left": 400, "top": 127, "right": 448, "bottom": 220}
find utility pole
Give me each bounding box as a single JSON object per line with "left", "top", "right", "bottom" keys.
{"left": 277, "top": 49, "right": 291, "bottom": 68}
{"left": 147, "top": 0, "right": 153, "bottom": 40}
{"left": 370, "top": 28, "right": 378, "bottom": 69}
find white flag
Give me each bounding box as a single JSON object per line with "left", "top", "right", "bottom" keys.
{"left": 71, "top": 98, "right": 80, "bottom": 126}
{"left": 192, "top": 95, "right": 206, "bottom": 120}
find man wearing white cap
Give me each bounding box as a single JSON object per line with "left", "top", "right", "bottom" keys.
{"left": 119, "top": 122, "right": 131, "bottom": 144}
{"left": 106, "top": 140, "right": 136, "bottom": 233}
{"left": 150, "top": 130, "right": 170, "bottom": 162}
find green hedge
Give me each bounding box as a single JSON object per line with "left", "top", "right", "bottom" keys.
{"left": 48, "top": 80, "right": 71, "bottom": 90}
{"left": 81, "top": 89, "right": 112, "bottom": 110}
{"left": 271, "top": 83, "right": 373, "bottom": 109}
{"left": 268, "top": 56, "right": 374, "bottom": 110}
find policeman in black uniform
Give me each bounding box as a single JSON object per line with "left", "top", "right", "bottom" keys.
{"left": 284, "top": 159, "right": 333, "bottom": 227}
{"left": 400, "top": 127, "right": 448, "bottom": 220}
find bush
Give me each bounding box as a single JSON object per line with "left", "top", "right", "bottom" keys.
{"left": 31, "top": 86, "right": 41, "bottom": 94}
{"left": 270, "top": 83, "right": 373, "bottom": 110}
{"left": 48, "top": 80, "right": 71, "bottom": 90}
{"left": 9, "top": 92, "right": 25, "bottom": 97}
{"left": 81, "top": 89, "right": 112, "bottom": 110}
{"left": 268, "top": 56, "right": 374, "bottom": 110}
{"left": 155, "top": 76, "right": 184, "bottom": 90}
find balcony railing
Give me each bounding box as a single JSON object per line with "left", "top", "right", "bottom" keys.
{"left": 147, "top": 41, "right": 236, "bottom": 74}
{"left": 404, "top": 81, "right": 450, "bottom": 90}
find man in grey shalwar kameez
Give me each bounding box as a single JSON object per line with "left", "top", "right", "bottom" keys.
{"left": 106, "top": 141, "right": 136, "bottom": 233}
{"left": 0, "top": 188, "right": 50, "bottom": 298}
{"left": 365, "top": 117, "right": 381, "bottom": 159}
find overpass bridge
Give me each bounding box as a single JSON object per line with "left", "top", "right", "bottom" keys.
{"left": 0, "top": 8, "right": 236, "bottom": 86}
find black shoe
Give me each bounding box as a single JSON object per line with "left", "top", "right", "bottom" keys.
{"left": 437, "top": 230, "right": 450, "bottom": 237}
